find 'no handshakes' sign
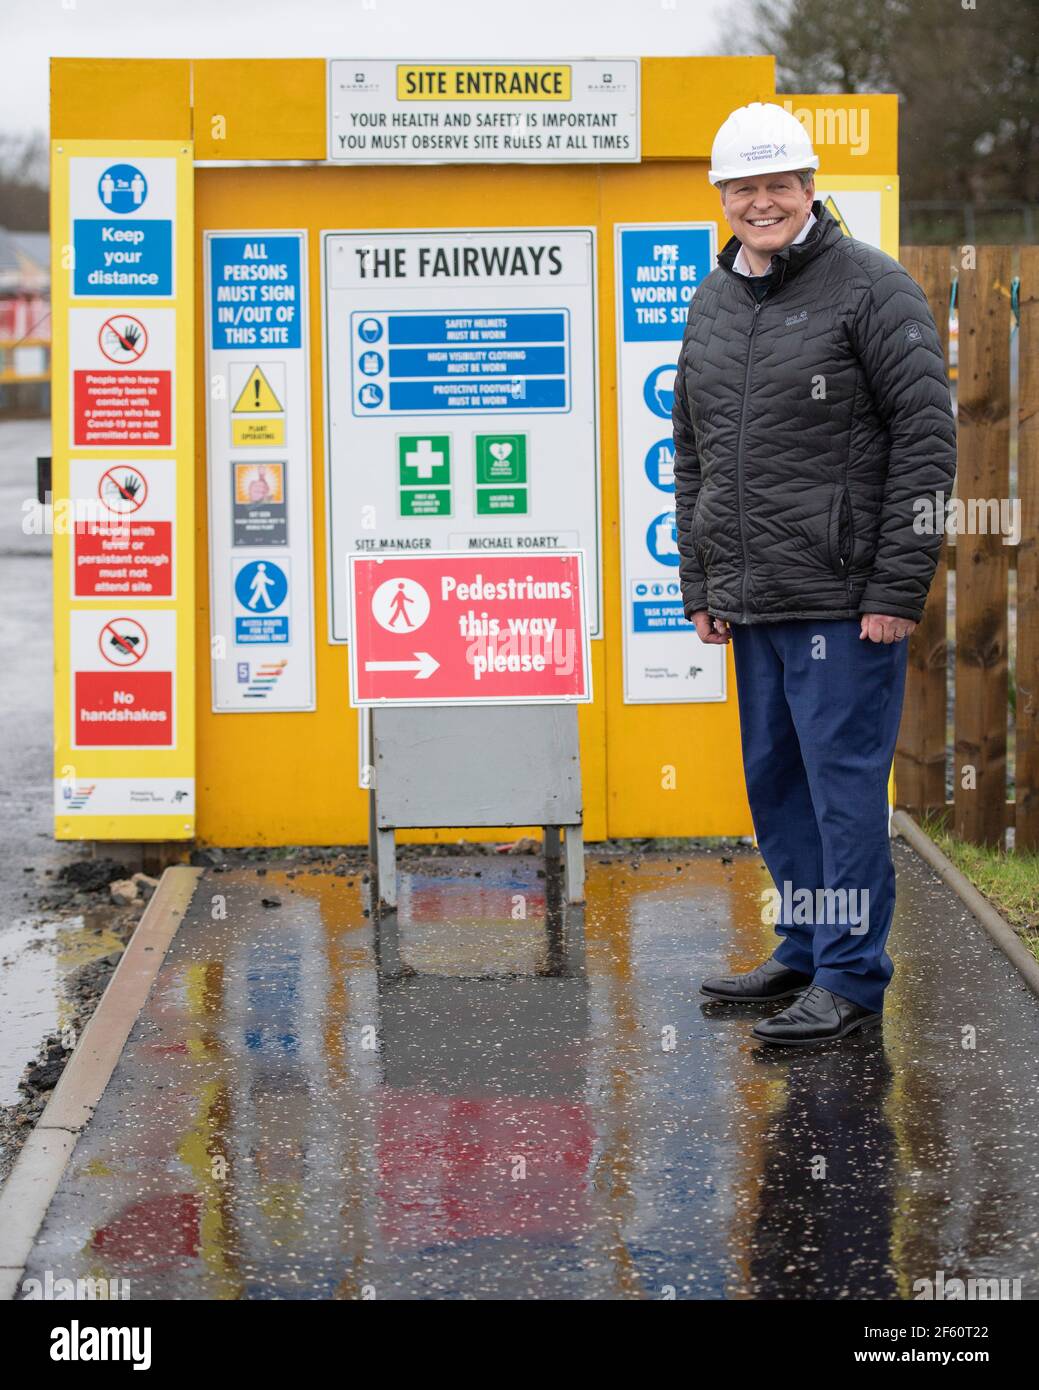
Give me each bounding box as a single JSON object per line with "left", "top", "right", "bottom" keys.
{"left": 347, "top": 551, "right": 591, "bottom": 706}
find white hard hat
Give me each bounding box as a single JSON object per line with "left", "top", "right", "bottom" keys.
{"left": 708, "top": 101, "right": 819, "bottom": 187}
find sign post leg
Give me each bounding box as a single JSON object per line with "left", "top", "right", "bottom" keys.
{"left": 563, "top": 825, "right": 585, "bottom": 905}
{"left": 545, "top": 825, "right": 561, "bottom": 865}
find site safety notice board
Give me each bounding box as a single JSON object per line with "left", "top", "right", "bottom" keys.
{"left": 51, "top": 141, "right": 195, "bottom": 840}
{"left": 323, "top": 227, "right": 602, "bottom": 642}
{"left": 204, "top": 231, "right": 316, "bottom": 712}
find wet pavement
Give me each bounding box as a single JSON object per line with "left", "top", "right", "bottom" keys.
{"left": 0, "top": 419, "right": 103, "bottom": 1117}
{"left": 17, "top": 842, "right": 1039, "bottom": 1299}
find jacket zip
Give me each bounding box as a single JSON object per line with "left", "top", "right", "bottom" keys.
{"left": 733, "top": 277, "right": 777, "bottom": 623}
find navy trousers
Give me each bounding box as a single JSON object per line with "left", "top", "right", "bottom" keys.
{"left": 729, "top": 619, "right": 909, "bottom": 1013}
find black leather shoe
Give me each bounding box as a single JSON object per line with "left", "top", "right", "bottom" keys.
{"left": 751, "top": 985, "right": 882, "bottom": 1046}
{"left": 700, "top": 956, "right": 812, "bottom": 1003}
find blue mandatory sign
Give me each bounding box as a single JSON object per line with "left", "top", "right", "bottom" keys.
{"left": 618, "top": 226, "right": 714, "bottom": 343}
{"left": 235, "top": 559, "right": 289, "bottom": 646}
{"left": 644, "top": 438, "right": 676, "bottom": 492}
{"left": 358, "top": 317, "right": 384, "bottom": 343}
{"left": 209, "top": 234, "right": 303, "bottom": 350}
{"left": 358, "top": 350, "right": 384, "bottom": 376}
{"left": 235, "top": 559, "right": 288, "bottom": 612}
{"left": 646, "top": 511, "right": 681, "bottom": 567}
{"left": 643, "top": 364, "right": 678, "bottom": 419}
{"left": 358, "top": 382, "right": 384, "bottom": 409}
{"left": 97, "top": 164, "right": 148, "bottom": 214}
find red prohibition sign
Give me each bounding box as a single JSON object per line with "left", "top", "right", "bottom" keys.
{"left": 98, "top": 465, "right": 148, "bottom": 515}
{"left": 98, "top": 314, "right": 149, "bottom": 365}
{"left": 99, "top": 617, "right": 148, "bottom": 667}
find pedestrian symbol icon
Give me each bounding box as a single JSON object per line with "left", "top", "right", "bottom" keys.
{"left": 98, "top": 163, "right": 148, "bottom": 214}
{"left": 371, "top": 576, "right": 431, "bottom": 633}
{"left": 646, "top": 511, "right": 681, "bottom": 566}
{"left": 643, "top": 365, "right": 678, "bottom": 419}
{"left": 235, "top": 559, "right": 288, "bottom": 612}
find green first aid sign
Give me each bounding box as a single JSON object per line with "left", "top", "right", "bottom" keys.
{"left": 398, "top": 434, "right": 451, "bottom": 487}
{"left": 475, "top": 434, "right": 526, "bottom": 485}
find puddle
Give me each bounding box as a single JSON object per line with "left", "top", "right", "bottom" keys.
{"left": 0, "top": 911, "right": 125, "bottom": 1105}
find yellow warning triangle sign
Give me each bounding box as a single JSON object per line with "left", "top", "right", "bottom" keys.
{"left": 233, "top": 365, "right": 283, "bottom": 413}
{"left": 822, "top": 195, "right": 851, "bottom": 236}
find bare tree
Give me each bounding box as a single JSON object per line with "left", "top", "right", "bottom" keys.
{"left": 0, "top": 131, "right": 49, "bottom": 230}
{"left": 721, "top": 0, "right": 1039, "bottom": 208}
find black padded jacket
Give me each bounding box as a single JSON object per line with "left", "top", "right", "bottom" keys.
{"left": 671, "top": 200, "right": 956, "bottom": 625}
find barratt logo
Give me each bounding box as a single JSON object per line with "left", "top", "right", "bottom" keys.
{"left": 588, "top": 71, "right": 628, "bottom": 92}
{"left": 337, "top": 71, "right": 380, "bottom": 93}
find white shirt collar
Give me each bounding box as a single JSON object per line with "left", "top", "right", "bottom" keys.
{"left": 733, "top": 209, "right": 816, "bottom": 277}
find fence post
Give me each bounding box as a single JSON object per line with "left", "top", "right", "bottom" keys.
{"left": 1017, "top": 246, "right": 1039, "bottom": 852}
{"left": 896, "top": 247, "right": 952, "bottom": 820}
{"left": 954, "top": 246, "right": 1012, "bottom": 847}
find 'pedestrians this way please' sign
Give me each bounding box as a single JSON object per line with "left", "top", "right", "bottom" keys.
{"left": 347, "top": 551, "right": 591, "bottom": 706}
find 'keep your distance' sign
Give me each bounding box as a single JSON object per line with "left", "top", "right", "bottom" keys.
{"left": 347, "top": 551, "right": 591, "bottom": 707}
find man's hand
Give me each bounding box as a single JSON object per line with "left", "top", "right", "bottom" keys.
{"left": 859, "top": 613, "right": 916, "bottom": 644}
{"left": 689, "top": 610, "right": 732, "bottom": 644}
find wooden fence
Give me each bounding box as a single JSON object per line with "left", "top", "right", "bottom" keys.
{"left": 895, "top": 246, "right": 1038, "bottom": 852}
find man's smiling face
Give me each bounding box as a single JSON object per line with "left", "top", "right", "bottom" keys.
{"left": 721, "top": 171, "right": 814, "bottom": 259}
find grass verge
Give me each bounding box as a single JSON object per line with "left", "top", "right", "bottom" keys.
{"left": 919, "top": 814, "right": 1039, "bottom": 964}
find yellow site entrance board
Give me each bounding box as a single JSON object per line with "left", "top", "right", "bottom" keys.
{"left": 52, "top": 140, "right": 195, "bottom": 841}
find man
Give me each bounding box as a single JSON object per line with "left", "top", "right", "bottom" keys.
{"left": 673, "top": 102, "right": 956, "bottom": 1045}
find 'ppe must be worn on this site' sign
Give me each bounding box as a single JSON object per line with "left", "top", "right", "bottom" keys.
{"left": 347, "top": 551, "right": 591, "bottom": 707}
{"left": 52, "top": 141, "right": 195, "bottom": 839}
{"left": 327, "top": 59, "right": 640, "bottom": 164}
{"left": 615, "top": 224, "right": 726, "bottom": 706}
{"left": 204, "top": 231, "right": 316, "bottom": 712}
{"left": 323, "top": 227, "right": 602, "bottom": 644}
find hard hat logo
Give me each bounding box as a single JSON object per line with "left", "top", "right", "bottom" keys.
{"left": 739, "top": 142, "right": 788, "bottom": 162}
{"left": 709, "top": 102, "right": 819, "bottom": 186}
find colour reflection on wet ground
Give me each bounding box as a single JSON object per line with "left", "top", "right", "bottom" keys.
{"left": 20, "top": 845, "right": 1039, "bottom": 1299}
